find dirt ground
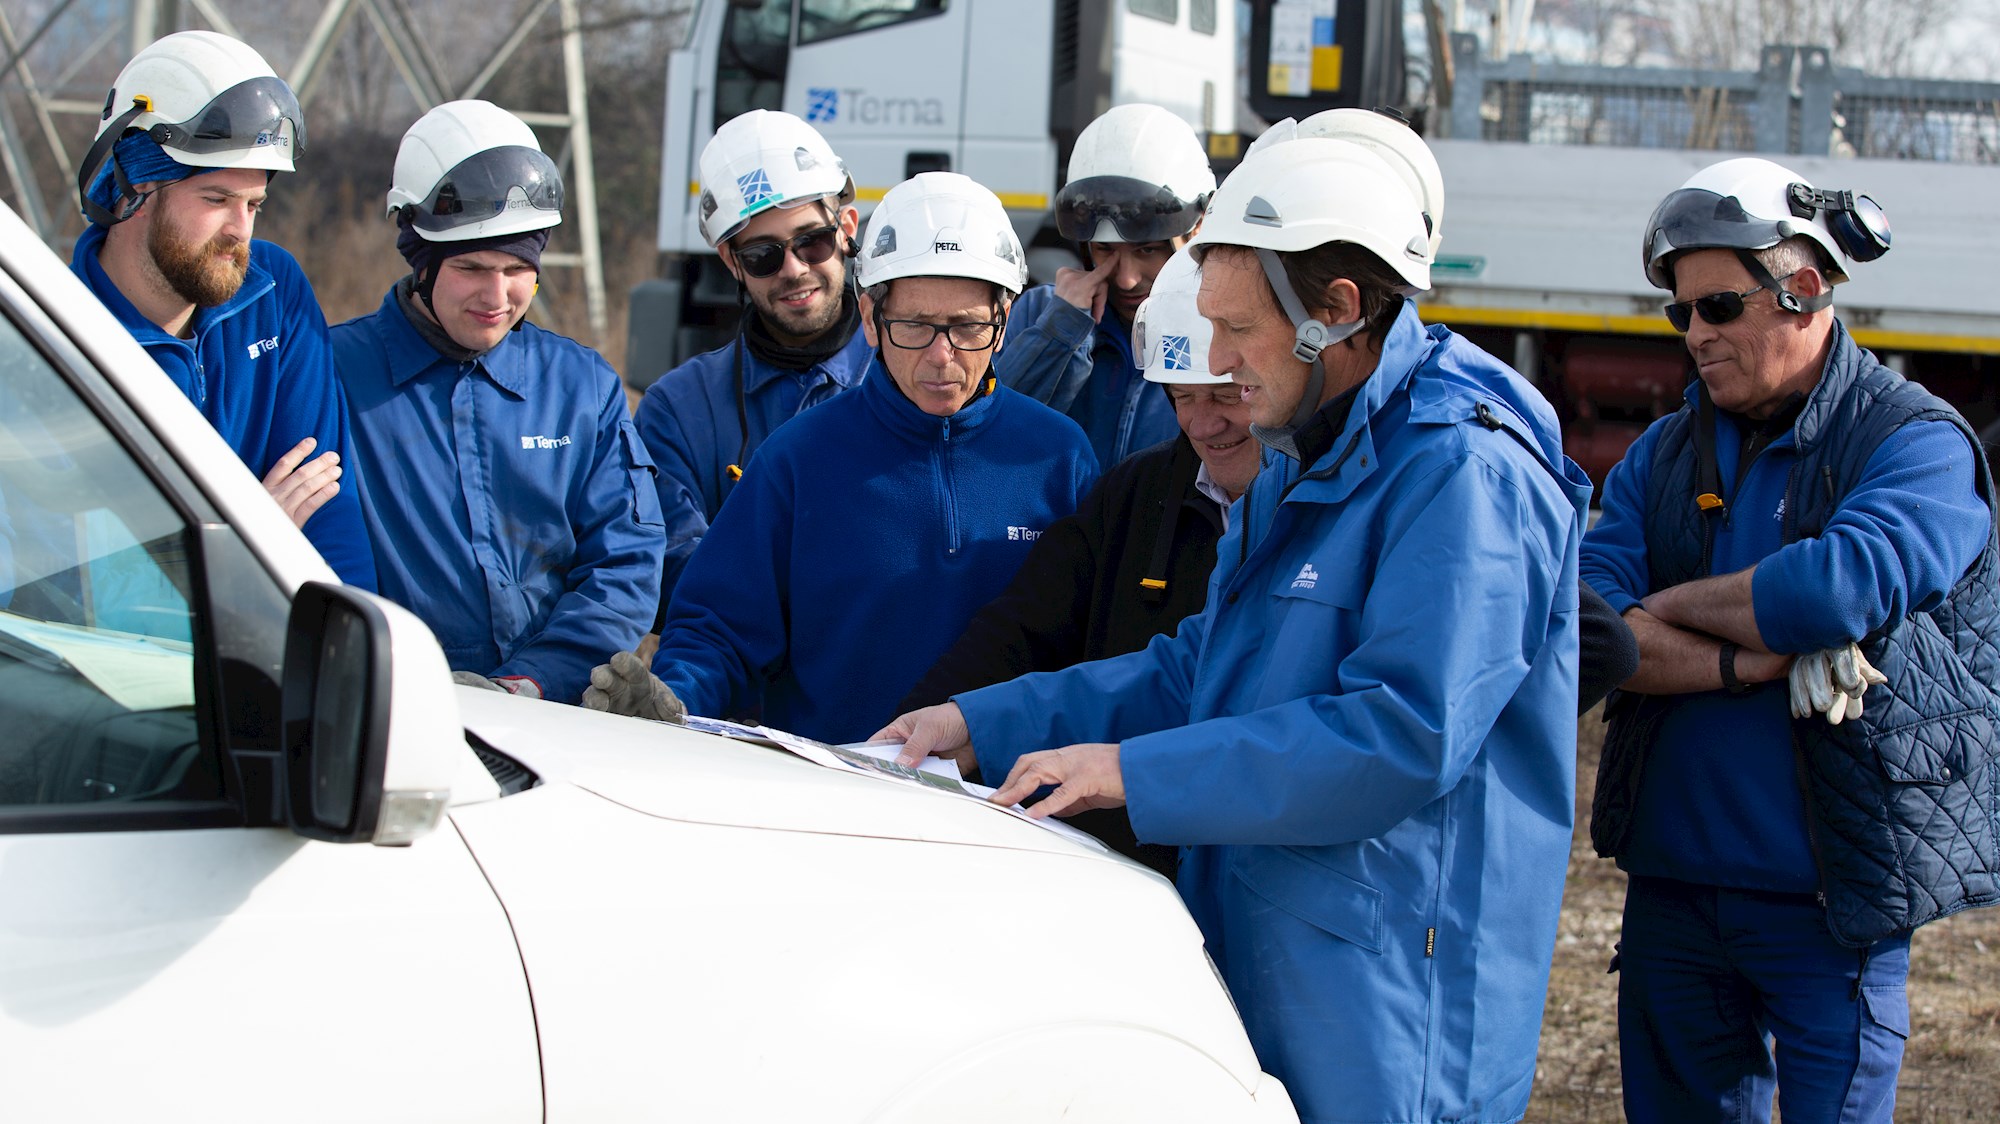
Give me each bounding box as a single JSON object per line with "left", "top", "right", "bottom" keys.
{"left": 1527, "top": 708, "right": 2000, "bottom": 1120}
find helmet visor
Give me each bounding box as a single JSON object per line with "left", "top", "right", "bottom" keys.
{"left": 1645, "top": 187, "right": 1788, "bottom": 258}
{"left": 405, "top": 145, "right": 565, "bottom": 235}
{"left": 1054, "top": 174, "right": 1204, "bottom": 243}
{"left": 146, "top": 76, "right": 305, "bottom": 160}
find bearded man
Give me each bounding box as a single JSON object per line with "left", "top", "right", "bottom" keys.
{"left": 69, "top": 31, "right": 373, "bottom": 587}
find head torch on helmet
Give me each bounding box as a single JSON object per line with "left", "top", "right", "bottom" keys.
{"left": 399, "top": 144, "right": 564, "bottom": 236}
{"left": 1054, "top": 175, "right": 1207, "bottom": 244}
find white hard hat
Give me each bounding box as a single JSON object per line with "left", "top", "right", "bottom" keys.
{"left": 1055, "top": 103, "right": 1216, "bottom": 244}
{"left": 91, "top": 31, "right": 302, "bottom": 171}
{"left": 1642, "top": 156, "right": 1890, "bottom": 290}
{"left": 856, "top": 172, "right": 1028, "bottom": 295}
{"left": 78, "top": 31, "right": 303, "bottom": 224}
{"left": 1248, "top": 109, "right": 1445, "bottom": 257}
{"left": 1134, "top": 249, "right": 1226, "bottom": 385}
{"left": 698, "top": 109, "right": 854, "bottom": 248}
{"left": 1189, "top": 137, "right": 1431, "bottom": 293}
{"left": 387, "top": 100, "right": 564, "bottom": 242}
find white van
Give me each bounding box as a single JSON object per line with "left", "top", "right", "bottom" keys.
{"left": 0, "top": 201, "right": 1296, "bottom": 1123}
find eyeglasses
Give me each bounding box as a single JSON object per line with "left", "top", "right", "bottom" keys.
{"left": 1663, "top": 272, "right": 1798, "bottom": 332}
{"left": 877, "top": 315, "right": 1006, "bottom": 351}
{"left": 733, "top": 225, "right": 841, "bottom": 279}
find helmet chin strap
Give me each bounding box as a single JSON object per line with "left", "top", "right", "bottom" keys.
{"left": 1251, "top": 247, "right": 1364, "bottom": 455}
{"left": 1734, "top": 248, "right": 1832, "bottom": 316}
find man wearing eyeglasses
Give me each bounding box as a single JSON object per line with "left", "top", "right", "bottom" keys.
{"left": 892, "top": 249, "right": 1248, "bottom": 873}
{"left": 1582, "top": 157, "right": 1998, "bottom": 1123}
{"left": 585, "top": 173, "right": 1095, "bottom": 743}
{"left": 69, "top": 31, "right": 374, "bottom": 588}
{"left": 995, "top": 104, "right": 1215, "bottom": 467}
{"left": 330, "top": 102, "right": 663, "bottom": 705}
{"left": 633, "top": 110, "right": 873, "bottom": 621}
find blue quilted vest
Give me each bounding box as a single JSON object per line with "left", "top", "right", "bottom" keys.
{"left": 1594, "top": 322, "right": 2000, "bottom": 947}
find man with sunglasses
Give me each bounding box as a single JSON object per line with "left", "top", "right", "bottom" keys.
{"left": 330, "top": 101, "right": 663, "bottom": 705}
{"left": 585, "top": 173, "right": 1095, "bottom": 743}
{"left": 633, "top": 110, "right": 872, "bottom": 622}
{"left": 70, "top": 31, "right": 374, "bottom": 588}
{"left": 1583, "top": 157, "right": 1998, "bottom": 1123}
{"left": 995, "top": 104, "right": 1214, "bottom": 467}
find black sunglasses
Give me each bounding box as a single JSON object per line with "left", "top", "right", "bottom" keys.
{"left": 1664, "top": 271, "right": 1802, "bottom": 333}
{"left": 733, "top": 224, "right": 841, "bottom": 279}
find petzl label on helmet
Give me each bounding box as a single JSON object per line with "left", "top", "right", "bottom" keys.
{"left": 736, "top": 168, "right": 777, "bottom": 216}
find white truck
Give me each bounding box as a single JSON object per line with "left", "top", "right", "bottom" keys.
{"left": 0, "top": 198, "right": 1295, "bottom": 1122}
{"left": 632, "top": 0, "right": 1245, "bottom": 379}
{"left": 632, "top": 6, "right": 2000, "bottom": 483}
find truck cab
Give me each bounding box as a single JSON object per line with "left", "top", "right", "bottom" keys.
{"left": 634, "top": 0, "right": 1238, "bottom": 382}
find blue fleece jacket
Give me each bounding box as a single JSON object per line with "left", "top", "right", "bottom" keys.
{"left": 955, "top": 303, "right": 1591, "bottom": 1122}
{"left": 994, "top": 284, "right": 1179, "bottom": 466}
{"left": 653, "top": 355, "right": 1097, "bottom": 743}
{"left": 634, "top": 330, "right": 871, "bottom": 612}
{"left": 70, "top": 224, "right": 376, "bottom": 589}
{"left": 1582, "top": 379, "right": 1990, "bottom": 891}
{"left": 332, "top": 286, "right": 665, "bottom": 705}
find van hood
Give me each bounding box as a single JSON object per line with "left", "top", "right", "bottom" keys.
{"left": 456, "top": 690, "right": 1115, "bottom": 861}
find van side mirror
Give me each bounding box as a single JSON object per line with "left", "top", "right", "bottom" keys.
{"left": 281, "top": 582, "right": 462, "bottom": 846}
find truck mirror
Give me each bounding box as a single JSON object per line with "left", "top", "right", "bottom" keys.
{"left": 281, "top": 582, "right": 461, "bottom": 846}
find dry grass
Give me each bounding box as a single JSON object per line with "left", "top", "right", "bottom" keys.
{"left": 1529, "top": 710, "right": 2000, "bottom": 1119}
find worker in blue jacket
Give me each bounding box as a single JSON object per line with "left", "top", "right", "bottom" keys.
{"left": 585, "top": 173, "right": 1096, "bottom": 744}
{"left": 633, "top": 110, "right": 870, "bottom": 620}
{"left": 1584, "top": 158, "right": 1996, "bottom": 1124}
{"left": 883, "top": 140, "right": 1592, "bottom": 1123}
{"left": 332, "top": 101, "right": 663, "bottom": 705}
{"left": 69, "top": 31, "right": 374, "bottom": 589}
{"left": 995, "top": 104, "right": 1215, "bottom": 467}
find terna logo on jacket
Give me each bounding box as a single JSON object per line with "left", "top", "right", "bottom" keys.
{"left": 1292, "top": 563, "right": 1319, "bottom": 590}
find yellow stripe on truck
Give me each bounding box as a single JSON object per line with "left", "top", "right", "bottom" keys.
{"left": 1419, "top": 303, "right": 2000, "bottom": 356}
{"left": 853, "top": 185, "right": 1048, "bottom": 210}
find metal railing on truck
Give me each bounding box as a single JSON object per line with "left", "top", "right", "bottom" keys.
{"left": 1444, "top": 33, "right": 2000, "bottom": 163}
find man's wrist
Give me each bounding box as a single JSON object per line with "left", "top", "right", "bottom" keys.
{"left": 1718, "top": 641, "right": 1751, "bottom": 695}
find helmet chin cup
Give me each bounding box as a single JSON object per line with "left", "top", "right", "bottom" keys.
{"left": 1293, "top": 318, "right": 1331, "bottom": 362}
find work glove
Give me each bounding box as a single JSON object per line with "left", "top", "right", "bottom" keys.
{"left": 452, "top": 670, "right": 543, "bottom": 699}
{"left": 581, "top": 650, "right": 687, "bottom": 723}
{"left": 1787, "top": 643, "right": 1887, "bottom": 725}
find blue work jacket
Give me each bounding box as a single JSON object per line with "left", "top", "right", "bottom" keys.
{"left": 71, "top": 224, "right": 376, "bottom": 589}
{"left": 654, "top": 355, "right": 1097, "bottom": 743}
{"left": 995, "top": 284, "right": 1179, "bottom": 466}
{"left": 634, "top": 330, "right": 871, "bottom": 611}
{"left": 331, "top": 288, "right": 665, "bottom": 704}
{"left": 957, "top": 304, "right": 1592, "bottom": 1123}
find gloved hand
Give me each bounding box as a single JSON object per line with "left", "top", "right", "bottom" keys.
{"left": 581, "top": 650, "right": 687, "bottom": 723}
{"left": 1787, "top": 643, "right": 1887, "bottom": 725}
{"left": 452, "top": 670, "right": 542, "bottom": 699}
